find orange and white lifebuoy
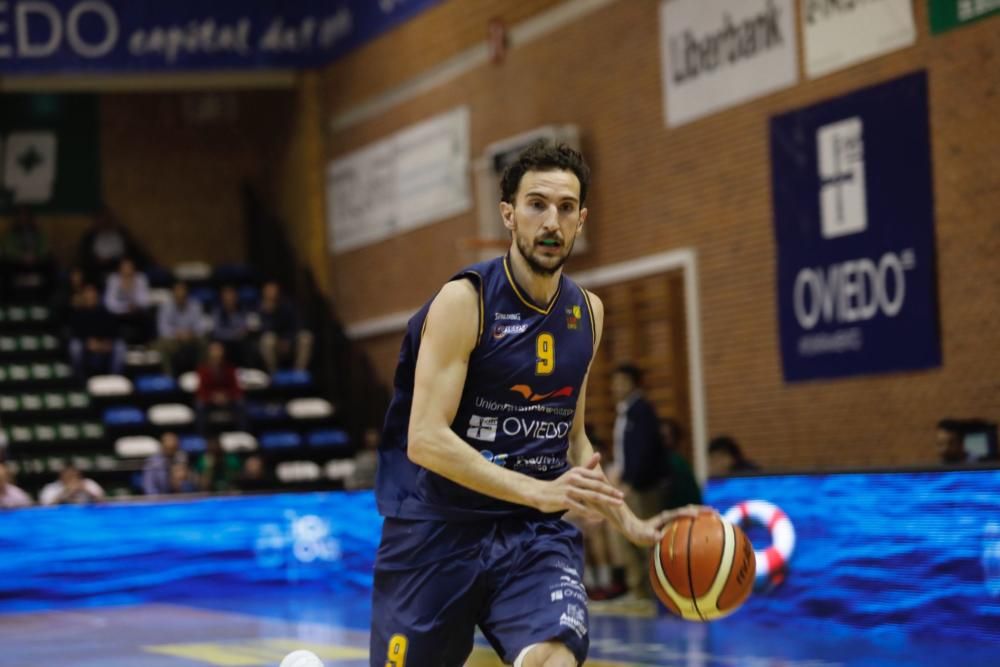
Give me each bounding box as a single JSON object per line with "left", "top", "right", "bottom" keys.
{"left": 723, "top": 500, "right": 795, "bottom": 582}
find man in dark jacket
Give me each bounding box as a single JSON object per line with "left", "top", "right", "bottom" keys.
{"left": 607, "top": 363, "right": 667, "bottom": 599}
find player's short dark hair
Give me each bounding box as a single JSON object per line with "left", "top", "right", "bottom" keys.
{"left": 613, "top": 363, "right": 642, "bottom": 386}
{"left": 500, "top": 140, "right": 591, "bottom": 206}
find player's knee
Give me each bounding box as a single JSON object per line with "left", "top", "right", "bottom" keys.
{"left": 517, "top": 641, "right": 577, "bottom": 667}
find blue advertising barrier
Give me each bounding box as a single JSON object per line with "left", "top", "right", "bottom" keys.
{"left": 706, "top": 469, "right": 1000, "bottom": 652}
{"left": 770, "top": 71, "right": 941, "bottom": 381}
{"left": 0, "top": 491, "right": 382, "bottom": 613}
{"left": 0, "top": 0, "right": 442, "bottom": 74}
{"left": 3, "top": 470, "right": 999, "bottom": 664}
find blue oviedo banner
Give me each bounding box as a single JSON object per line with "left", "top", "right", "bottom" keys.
{"left": 0, "top": 0, "right": 443, "bottom": 74}
{"left": 770, "top": 71, "right": 940, "bottom": 382}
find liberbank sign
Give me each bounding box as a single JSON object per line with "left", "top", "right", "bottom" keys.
{"left": 659, "top": 0, "right": 798, "bottom": 127}
{"left": 770, "top": 72, "right": 941, "bottom": 382}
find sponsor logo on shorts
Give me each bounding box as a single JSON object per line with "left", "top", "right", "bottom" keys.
{"left": 559, "top": 603, "right": 588, "bottom": 638}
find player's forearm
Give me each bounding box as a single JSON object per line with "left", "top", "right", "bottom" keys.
{"left": 408, "top": 427, "right": 543, "bottom": 510}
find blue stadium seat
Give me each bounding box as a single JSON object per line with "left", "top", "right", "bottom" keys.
{"left": 214, "top": 263, "right": 256, "bottom": 284}
{"left": 247, "top": 401, "right": 288, "bottom": 423}
{"left": 238, "top": 285, "right": 260, "bottom": 307}
{"left": 259, "top": 430, "right": 302, "bottom": 450}
{"left": 135, "top": 374, "right": 178, "bottom": 394}
{"left": 179, "top": 434, "right": 206, "bottom": 454}
{"left": 271, "top": 370, "right": 312, "bottom": 388}
{"left": 190, "top": 286, "right": 218, "bottom": 308}
{"left": 306, "top": 428, "right": 351, "bottom": 450}
{"left": 103, "top": 406, "right": 146, "bottom": 426}
{"left": 145, "top": 265, "right": 174, "bottom": 288}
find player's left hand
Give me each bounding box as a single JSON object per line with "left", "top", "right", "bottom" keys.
{"left": 624, "top": 505, "right": 709, "bottom": 547}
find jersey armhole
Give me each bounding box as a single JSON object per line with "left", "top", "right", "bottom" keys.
{"left": 452, "top": 271, "right": 485, "bottom": 347}
{"left": 579, "top": 285, "right": 597, "bottom": 348}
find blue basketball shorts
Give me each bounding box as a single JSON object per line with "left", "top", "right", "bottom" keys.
{"left": 370, "top": 515, "right": 589, "bottom": 666}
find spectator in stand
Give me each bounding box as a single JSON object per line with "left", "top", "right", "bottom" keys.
{"left": 141, "top": 432, "right": 189, "bottom": 495}
{"left": 1, "top": 207, "right": 55, "bottom": 299}
{"left": 195, "top": 436, "right": 241, "bottom": 493}
{"left": 54, "top": 267, "right": 88, "bottom": 320}
{"left": 39, "top": 466, "right": 105, "bottom": 505}
{"left": 155, "top": 281, "right": 207, "bottom": 376}
{"left": 0, "top": 462, "right": 31, "bottom": 509}
{"left": 195, "top": 341, "right": 247, "bottom": 435}
{"left": 169, "top": 461, "right": 198, "bottom": 494}
{"left": 236, "top": 455, "right": 276, "bottom": 493}
{"left": 77, "top": 207, "right": 148, "bottom": 281}
{"left": 254, "top": 281, "right": 313, "bottom": 374}
{"left": 211, "top": 285, "right": 251, "bottom": 366}
{"left": 708, "top": 435, "right": 760, "bottom": 476}
{"left": 104, "top": 257, "right": 152, "bottom": 344}
{"left": 67, "top": 283, "right": 126, "bottom": 378}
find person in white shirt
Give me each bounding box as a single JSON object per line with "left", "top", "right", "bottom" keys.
{"left": 0, "top": 462, "right": 31, "bottom": 509}
{"left": 154, "top": 281, "right": 208, "bottom": 376}
{"left": 39, "top": 466, "right": 105, "bottom": 506}
{"left": 103, "top": 257, "right": 152, "bottom": 343}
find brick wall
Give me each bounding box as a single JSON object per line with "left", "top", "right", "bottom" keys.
{"left": 26, "top": 90, "right": 291, "bottom": 269}
{"left": 317, "top": 0, "right": 1000, "bottom": 470}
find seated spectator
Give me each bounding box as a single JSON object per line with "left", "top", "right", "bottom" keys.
{"left": 937, "top": 419, "right": 968, "bottom": 464}
{"left": 104, "top": 257, "right": 152, "bottom": 343}
{"left": 195, "top": 341, "right": 248, "bottom": 434}
{"left": 708, "top": 436, "right": 760, "bottom": 476}
{"left": 211, "top": 285, "right": 251, "bottom": 366}
{"left": 77, "top": 207, "right": 149, "bottom": 281}
{"left": 236, "top": 455, "right": 276, "bottom": 493}
{"left": 154, "top": 281, "right": 207, "bottom": 376}
{"left": 141, "top": 432, "right": 189, "bottom": 495}
{"left": 39, "top": 466, "right": 105, "bottom": 505}
{"left": 659, "top": 418, "right": 702, "bottom": 509}
{"left": 169, "top": 461, "right": 198, "bottom": 494}
{"left": 253, "top": 281, "right": 313, "bottom": 373}
{"left": 67, "top": 283, "right": 126, "bottom": 379}
{"left": 0, "top": 462, "right": 31, "bottom": 509}
{"left": 1, "top": 207, "right": 55, "bottom": 299}
{"left": 195, "top": 436, "right": 241, "bottom": 493}
{"left": 54, "top": 267, "right": 88, "bottom": 323}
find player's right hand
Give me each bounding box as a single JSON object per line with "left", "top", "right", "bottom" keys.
{"left": 535, "top": 453, "right": 623, "bottom": 520}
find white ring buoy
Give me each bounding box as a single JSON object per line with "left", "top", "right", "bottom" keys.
{"left": 723, "top": 500, "right": 795, "bottom": 581}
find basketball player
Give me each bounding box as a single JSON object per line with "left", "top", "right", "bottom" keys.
{"left": 372, "top": 141, "right": 698, "bottom": 667}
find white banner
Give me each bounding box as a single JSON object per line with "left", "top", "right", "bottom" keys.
{"left": 326, "top": 106, "right": 470, "bottom": 253}
{"left": 803, "top": 0, "right": 916, "bottom": 79}
{"left": 659, "top": 0, "right": 798, "bottom": 128}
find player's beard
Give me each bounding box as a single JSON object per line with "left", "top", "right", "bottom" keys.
{"left": 515, "top": 230, "right": 575, "bottom": 277}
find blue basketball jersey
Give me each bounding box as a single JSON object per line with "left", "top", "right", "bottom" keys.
{"left": 376, "top": 254, "right": 597, "bottom": 521}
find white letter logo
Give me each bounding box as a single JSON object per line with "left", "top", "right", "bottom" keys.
{"left": 817, "top": 116, "right": 866, "bottom": 239}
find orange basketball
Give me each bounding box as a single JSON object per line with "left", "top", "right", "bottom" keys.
{"left": 649, "top": 510, "right": 755, "bottom": 621}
